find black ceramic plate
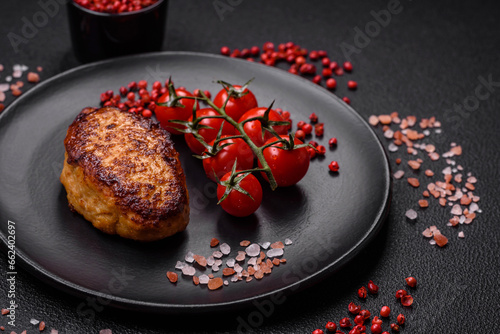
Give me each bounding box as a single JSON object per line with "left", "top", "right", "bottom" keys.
{"left": 0, "top": 52, "right": 390, "bottom": 313}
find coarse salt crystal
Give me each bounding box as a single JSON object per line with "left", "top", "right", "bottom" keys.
{"left": 51, "top": 330, "right": 59, "bottom": 334}
{"left": 267, "top": 248, "right": 284, "bottom": 257}
{"left": 185, "top": 251, "right": 194, "bottom": 263}
{"left": 248, "top": 257, "right": 257, "bottom": 266}
{"left": 259, "top": 241, "right": 271, "bottom": 249}
{"left": 0, "top": 84, "right": 8, "bottom": 92}
{"left": 234, "top": 263, "right": 243, "bottom": 273}
{"left": 12, "top": 70, "right": 22, "bottom": 78}
{"left": 423, "top": 129, "right": 430, "bottom": 136}
{"left": 459, "top": 215, "right": 466, "bottom": 224}
{"left": 442, "top": 166, "right": 452, "bottom": 175}
{"left": 31, "top": 319, "right": 40, "bottom": 325}
{"left": 405, "top": 209, "right": 417, "bottom": 220}
{"left": 435, "top": 129, "right": 442, "bottom": 134}
{"left": 236, "top": 251, "right": 246, "bottom": 261}
{"left": 422, "top": 228, "right": 433, "bottom": 238}
{"left": 284, "top": 238, "right": 293, "bottom": 245}
{"left": 231, "top": 275, "right": 238, "bottom": 282}
{"left": 469, "top": 203, "right": 479, "bottom": 213}
{"left": 467, "top": 176, "right": 477, "bottom": 183}
{"left": 458, "top": 231, "right": 465, "bottom": 238}
{"left": 214, "top": 259, "right": 222, "bottom": 267}
{"left": 181, "top": 266, "right": 196, "bottom": 276}
{"left": 211, "top": 265, "right": 219, "bottom": 272}
{"left": 212, "top": 251, "right": 223, "bottom": 258}
{"left": 99, "top": 330, "right": 112, "bottom": 334}
{"left": 6, "top": 76, "right": 12, "bottom": 82}
{"left": 388, "top": 143, "right": 398, "bottom": 152}
{"left": 245, "top": 243, "right": 261, "bottom": 257}
{"left": 199, "top": 275, "right": 209, "bottom": 284}
{"left": 451, "top": 204, "right": 462, "bottom": 215}
{"left": 220, "top": 243, "right": 231, "bottom": 255}
{"left": 224, "top": 280, "right": 229, "bottom": 286}
{"left": 384, "top": 129, "right": 394, "bottom": 139}
{"left": 393, "top": 170, "right": 405, "bottom": 179}
{"left": 429, "top": 239, "right": 436, "bottom": 245}
{"left": 175, "top": 261, "right": 186, "bottom": 270}
{"left": 226, "top": 258, "right": 235, "bottom": 267}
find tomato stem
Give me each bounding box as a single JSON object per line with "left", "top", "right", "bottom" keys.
{"left": 199, "top": 90, "right": 280, "bottom": 190}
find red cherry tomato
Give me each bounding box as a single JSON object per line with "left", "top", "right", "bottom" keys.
{"left": 217, "top": 171, "right": 262, "bottom": 217}
{"left": 155, "top": 88, "right": 199, "bottom": 135}
{"left": 203, "top": 136, "right": 254, "bottom": 182}
{"left": 258, "top": 135, "right": 310, "bottom": 187}
{"left": 213, "top": 85, "right": 258, "bottom": 121}
{"left": 184, "top": 108, "right": 235, "bottom": 155}
{"left": 238, "top": 107, "right": 288, "bottom": 147}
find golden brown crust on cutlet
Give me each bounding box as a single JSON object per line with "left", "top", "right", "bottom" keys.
{"left": 61, "top": 107, "right": 189, "bottom": 241}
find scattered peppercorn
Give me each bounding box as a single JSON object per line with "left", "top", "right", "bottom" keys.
{"left": 325, "top": 322, "right": 337, "bottom": 332}
{"left": 380, "top": 305, "right": 391, "bottom": 317}
{"left": 367, "top": 280, "right": 379, "bottom": 294}
{"left": 328, "top": 161, "right": 340, "bottom": 172}
{"left": 405, "top": 276, "right": 417, "bottom": 288}
{"left": 357, "top": 286, "right": 367, "bottom": 299}
{"left": 339, "top": 317, "right": 352, "bottom": 328}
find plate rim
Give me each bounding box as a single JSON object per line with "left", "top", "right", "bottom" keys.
{"left": 0, "top": 51, "right": 392, "bottom": 313}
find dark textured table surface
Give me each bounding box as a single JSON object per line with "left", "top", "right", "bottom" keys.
{"left": 1, "top": 0, "right": 500, "bottom": 333}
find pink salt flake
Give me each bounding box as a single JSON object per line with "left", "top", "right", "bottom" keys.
{"left": 422, "top": 228, "right": 433, "bottom": 238}
{"left": 393, "top": 170, "right": 405, "bottom": 179}
{"left": 433, "top": 232, "right": 448, "bottom": 247}
{"left": 27, "top": 72, "right": 40, "bottom": 83}
{"left": 384, "top": 129, "right": 394, "bottom": 139}
{"left": 458, "top": 231, "right": 465, "bottom": 238}
{"left": 369, "top": 115, "right": 379, "bottom": 126}
{"left": 449, "top": 216, "right": 460, "bottom": 226}
{"left": 429, "top": 152, "right": 440, "bottom": 161}
{"left": 450, "top": 145, "right": 462, "bottom": 156}
{"left": 451, "top": 204, "right": 462, "bottom": 215}
{"left": 467, "top": 176, "right": 477, "bottom": 183}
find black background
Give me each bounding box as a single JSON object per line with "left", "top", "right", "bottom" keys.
{"left": 1, "top": 0, "right": 500, "bottom": 333}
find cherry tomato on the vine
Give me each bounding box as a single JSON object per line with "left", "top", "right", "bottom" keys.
{"left": 184, "top": 108, "right": 235, "bottom": 155}
{"left": 203, "top": 136, "right": 254, "bottom": 182}
{"left": 155, "top": 88, "right": 199, "bottom": 135}
{"left": 238, "top": 107, "right": 288, "bottom": 147}
{"left": 217, "top": 171, "right": 263, "bottom": 217}
{"left": 258, "top": 135, "right": 310, "bottom": 187}
{"left": 213, "top": 85, "right": 258, "bottom": 121}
